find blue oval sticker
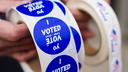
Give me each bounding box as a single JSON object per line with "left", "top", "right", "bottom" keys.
{"left": 33, "top": 17, "right": 71, "bottom": 54}
{"left": 70, "top": 27, "right": 81, "bottom": 53}
{"left": 16, "top": 0, "right": 53, "bottom": 17}
{"left": 46, "top": 55, "right": 78, "bottom": 72}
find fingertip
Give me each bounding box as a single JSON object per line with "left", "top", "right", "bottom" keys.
{"left": 61, "top": 0, "right": 68, "bottom": 4}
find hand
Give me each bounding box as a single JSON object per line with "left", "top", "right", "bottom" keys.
{"left": 0, "top": 37, "right": 37, "bottom": 62}
{"left": 62, "top": 0, "right": 94, "bottom": 40}
{"left": 68, "top": 7, "right": 94, "bottom": 40}
{"left": 66, "top": 1, "right": 96, "bottom": 56}
{"left": 0, "top": 19, "right": 37, "bottom": 61}
{"left": 0, "top": 0, "right": 37, "bottom": 62}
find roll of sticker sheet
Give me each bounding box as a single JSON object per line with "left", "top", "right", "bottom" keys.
{"left": 6, "top": 0, "right": 84, "bottom": 72}
{"left": 67, "top": 0, "right": 122, "bottom": 72}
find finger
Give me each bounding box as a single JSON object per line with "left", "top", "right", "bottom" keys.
{"left": 78, "top": 21, "right": 89, "bottom": 30}
{"left": 12, "top": 0, "right": 32, "bottom": 6}
{"left": 0, "top": 42, "right": 35, "bottom": 56}
{"left": 84, "top": 42, "right": 97, "bottom": 56}
{"left": 0, "top": 0, "right": 31, "bottom": 13}
{"left": 69, "top": 7, "right": 91, "bottom": 22}
{"left": 81, "top": 30, "right": 95, "bottom": 40}
{"left": 12, "top": 49, "right": 37, "bottom": 62}
{"left": 77, "top": 21, "right": 95, "bottom": 39}
{"left": 0, "top": 37, "right": 34, "bottom": 50}
{"left": 61, "top": 0, "right": 68, "bottom": 4}
{"left": 0, "top": 20, "right": 29, "bottom": 41}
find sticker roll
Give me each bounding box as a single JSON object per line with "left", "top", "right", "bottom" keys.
{"left": 6, "top": 0, "right": 84, "bottom": 72}
{"left": 67, "top": 0, "right": 122, "bottom": 72}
